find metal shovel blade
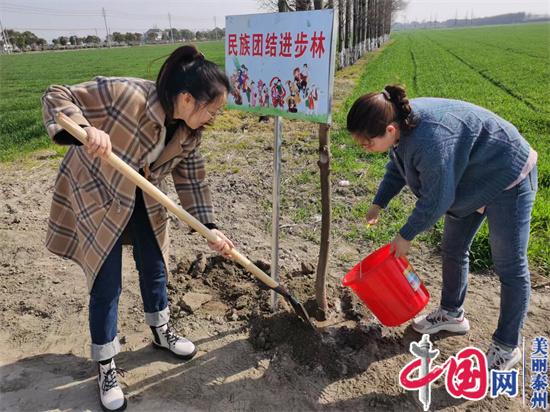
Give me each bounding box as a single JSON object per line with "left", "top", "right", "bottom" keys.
{"left": 273, "top": 285, "right": 316, "bottom": 330}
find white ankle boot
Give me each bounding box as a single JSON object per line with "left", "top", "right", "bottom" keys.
{"left": 151, "top": 324, "right": 197, "bottom": 360}
{"left": 98, "top": 358, "right": 127, "bottom": 411}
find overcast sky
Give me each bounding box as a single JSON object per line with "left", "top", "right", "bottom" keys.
{"left": 1, "top": 0, "right": 549, "bottom": 41}
{"left": 395, "top": 0, "right": 550, "bottom": 23}
{"left": 0, "top": 0, "right": 263, "bottom": 41}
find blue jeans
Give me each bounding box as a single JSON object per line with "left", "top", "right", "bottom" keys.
{"left": 440, "top": 166, "right": 537, "bottom": 348}
{"left": 89, "top": 188, "right": 169, "bottom": 361}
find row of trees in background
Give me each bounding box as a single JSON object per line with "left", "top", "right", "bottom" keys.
{"left": 0, "top": 27, "right": 226, "bottom": 53}
{"left": 157, "top": 27, "right": 225, "bottom": 42}
{"left": 262, "top": 0, "right": 406, "bottom": 67}
{"left": 1, "top": 1, "right": 404, "bottom": 55}
{"left": 52, "top": 35, "right": 102, "bottom": 46}
{"left": 336, "top": 0, "right": 404, "bottom": 67}
{"left": 394, "top": 12, "right": 550, "bottom": 31}
{"left": 2, "top": 29, "right": 47, "bottom": 50}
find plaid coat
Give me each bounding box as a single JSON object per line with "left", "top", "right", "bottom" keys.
{"left": 42, "top": 76, "right": 214, "bottom": 291}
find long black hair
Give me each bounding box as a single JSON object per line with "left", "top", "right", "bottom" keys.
{"left": 156, "top": 44, "right": 230, "bottom": 126}
{"left": 347, "top": 84, "right": 416, "bottom": 140}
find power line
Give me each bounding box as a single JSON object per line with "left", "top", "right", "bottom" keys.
{"left": 2, "top": 4, "right": 102, "bottom": 17}
{"left": 105, "top": 10, "right": 213, "bottom": 21}
{"left": 1, "top": 4, "right": 225, "bottom": 40}
{"left": 2, "top": 2, "right": 101, "bottom": 13}
{"left": 2, "top": 4, "right": 220, "bottom": 21}
{"left": 7, "top": 27, "right": 101, "bottom": 31}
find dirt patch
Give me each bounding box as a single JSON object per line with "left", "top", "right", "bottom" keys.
{"left": 2, "top": 155, "right": 548, "bottom": 411}
{"left": 248, "top": 311, "right": 384, "bottom": 379}
{"left": 168, "top": 255, "right": 272, "bottom": 322}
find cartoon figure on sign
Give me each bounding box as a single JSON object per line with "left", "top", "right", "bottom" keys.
{"left": 231, "top": 78, "right": 242, "bottom": 106}
{"left": 286, "top": 80, "right": 301, "bottom": 105}
{"left": 262, "top": 83, "right": 270, "bottom": 108}
{"left": 229, "top": 69, "right": 243, "bottom": 105}
{"left": 237, "top": 65, "right": 246, "bottom": 89}
{"left": 240, "top": 65, "right": 251, "bottom": 104}
{"left": 249, "top": 81, "right": 257, "bottom": 107}
{"left": 257, "top": 80, "right": 267, "bottom": 107}
{"left": 293, "top": 67, "right": 303, "bottom": 94}
{"left": 286, "top": 96, "right": 297, "bottom": 113}
{"left": 236, "top": 68, "right": 243, "bottom": 90}
{"left": 305, "top": 85, "right": 318, "bottom": 114}
{"left": 300, "top": 63, "right": 309, "bottom": 95}
{"left": 270, "top": 76, "right": 286, "bottom": 108}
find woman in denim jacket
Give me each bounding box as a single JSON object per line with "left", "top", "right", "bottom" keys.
{"left": 347, "top": 84, "right": 538, "bottom": 370}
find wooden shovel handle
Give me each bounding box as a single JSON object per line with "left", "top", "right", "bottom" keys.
{"left": 55, "top": 112, "right": 278, "bottom": 289}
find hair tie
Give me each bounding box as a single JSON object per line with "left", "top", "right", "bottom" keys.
{"left": 381, "top": 89, "right": 391, "bottom": 101}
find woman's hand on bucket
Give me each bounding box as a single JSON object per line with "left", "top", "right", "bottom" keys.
{"left": 366, "top": 204, "right": 382, "bottom": 226}
{"left": 84, "top": 126, "right": 112, "bottom": 158}
{"left": 208, "top": 229, "right": 235, "bottom": 259}
{"left": 390, "top": 233, "right": 411, "bottom": 258}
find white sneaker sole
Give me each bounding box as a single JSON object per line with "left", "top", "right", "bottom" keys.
{"left": 411, "top": 318, "right": 470, "bottom": 335}
{"left": 100, "top": 397, "right": 127, "bottom": 412}
{"left": 152, "top": 340, "right": 198, "bottom": 360}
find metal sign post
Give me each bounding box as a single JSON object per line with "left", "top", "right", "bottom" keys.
{"left": 225, "top": 9, "right": 336, "bottom": 315}
{"left": 271, "top": 116, "right": 282, "bottom": 310}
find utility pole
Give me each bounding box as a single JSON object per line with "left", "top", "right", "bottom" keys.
{"left": 0, "top": 18, "right": 5, "bottom": 53}
{"left": 102, "top": 7, "right": 111, "bottom": 47}
{"left": 214, "top": 16, "right": 217, "bottom": 39}
{"left": 0, "top": 17, "right": 12, "bottom": 54}
{"left": 168, "top": 13, "right": 174, "bottom": 43}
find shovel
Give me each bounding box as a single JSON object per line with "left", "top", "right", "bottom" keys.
{"left": 55, "top": 112, "right": 315, "bottom": 329}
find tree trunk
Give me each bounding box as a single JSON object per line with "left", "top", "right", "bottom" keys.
{"left": 376, "top": 0, "right": 382, "bottom": 46}
{"left": 345, "top": 0, "right": 351, "bottom": 65}
{"left": 361, "top": 0, "right": 367, "bottom": 54}
{"left": 295, "top": 0, "right": 312, "bottom": 10}
{"left": 338, "top": 0, "right": 345, "bottom": 65}
{"left": 356, "top": 0, "right": 362, "bottom": 57}
{"left": 315, "top": 124, "right": 331, "bottom": 320}
{"left": 350, "top": 0, "right": 357, "bottom": 64}
{"left": 278, "top": 0, "right": 291, "bottom": 12}
{"left": 367, "top": 0, "right": 373, "bottom": 50}
{"left": 386, "top": 0, "right": 392, "bottom": 38}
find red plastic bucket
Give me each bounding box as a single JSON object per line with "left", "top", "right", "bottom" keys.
{"left": 342, "top": 243, "right": 429, "bottom": 326}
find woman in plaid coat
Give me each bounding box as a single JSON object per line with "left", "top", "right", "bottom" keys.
{"left": 41, "top": 45, "right": 233, "bottom": 411}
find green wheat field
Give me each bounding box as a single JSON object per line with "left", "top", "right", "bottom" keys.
{"left": 1, "top": 24, "right": 548, "bottom": 273}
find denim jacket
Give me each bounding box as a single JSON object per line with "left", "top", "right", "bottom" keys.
{"left": 373, "top": 98, "right": 532, "bottom": 241}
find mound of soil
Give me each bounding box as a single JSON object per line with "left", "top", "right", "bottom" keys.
{"left": 168, "top": 253, "right": 403, "bottom": 381}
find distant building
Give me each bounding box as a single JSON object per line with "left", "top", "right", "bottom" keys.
{"left": 144, "top": 28, "right": 163, "bottom": 42}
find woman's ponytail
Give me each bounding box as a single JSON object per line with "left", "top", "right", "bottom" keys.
{"left": 383, "top": 85, "right": 415, "bottom": 131}
{"left": 163, "top": 45, "right": 204, "bottom": 67}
